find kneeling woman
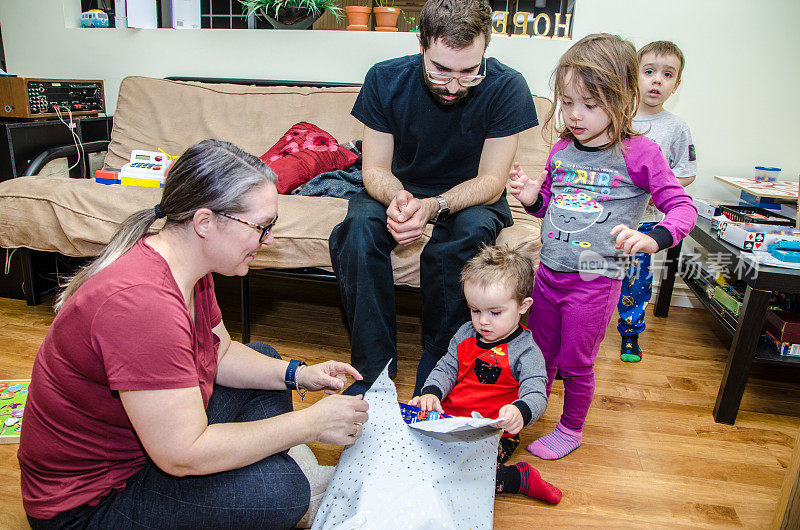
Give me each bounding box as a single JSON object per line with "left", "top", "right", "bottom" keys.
{"left": 19, "top": 140, "right": 368, "bottom": 529}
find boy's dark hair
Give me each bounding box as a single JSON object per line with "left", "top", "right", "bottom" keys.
{"left": 461, "top": 244, "right": 534, "bottom": 304}
{"left": 638, "top": 40, "right": 686, "bottom": 81}
{"left": 419, "top": 0, "right": 492, "bottom": 51}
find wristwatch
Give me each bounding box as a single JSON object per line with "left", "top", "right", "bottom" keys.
{"left": 285, "top": 359, "right": 307, "bottom": 391}
{"left": 430, "top": 195, "right": 450, "bottom": 223}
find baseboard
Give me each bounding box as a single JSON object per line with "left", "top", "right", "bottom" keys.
{"left": 650, "top": 278, "right": 704, "bottom": 309}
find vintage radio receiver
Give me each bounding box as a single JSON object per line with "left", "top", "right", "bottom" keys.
{"left": 0, "top": 77, "right": 105, "bottom": 119}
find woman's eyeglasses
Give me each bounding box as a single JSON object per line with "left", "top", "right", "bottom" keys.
{"left": 217, "top": 212, "right": 278, "bottom": 243}
{"left": 423, "top": 52, "right": 486, "bottom": 87}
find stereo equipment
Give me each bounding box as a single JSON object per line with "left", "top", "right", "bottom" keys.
{"left": 0, "top": 77, "right": 105, "bottom": 119}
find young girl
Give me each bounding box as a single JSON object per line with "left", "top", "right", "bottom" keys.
{"left": 509, "top": 33, "right": 697, "bottom": 460}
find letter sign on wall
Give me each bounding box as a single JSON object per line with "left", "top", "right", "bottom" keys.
{"left": 491, "top": 0, "right": 575, "bottom": 40}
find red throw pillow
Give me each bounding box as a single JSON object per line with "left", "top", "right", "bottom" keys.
{"left": 260, "top": 122, "right": 359, "bottom": 194}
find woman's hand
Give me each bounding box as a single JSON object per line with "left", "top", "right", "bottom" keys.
{"left": 509, "top": 162, "right": 546, "bottom": 207}
{"left": 296, "top": 361, "right": 362, "bottom": 395}
{"left": 408, "top": 394, "right": 443, "bottom": 414}
{"left": 496, "top": 404, "right": 523, "bottom": 435}
{"left": 304, "top": 394, "right": 370, "bottom": 446}
{"left": 611, "top": 224, "right": 659, "bottom": 255}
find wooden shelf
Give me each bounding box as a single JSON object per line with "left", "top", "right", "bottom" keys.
{"left": 681, "top": 265, "right": 800, "bottom": 367}
{"left": 680, "top": 271, "right": 736, "bottom": 336}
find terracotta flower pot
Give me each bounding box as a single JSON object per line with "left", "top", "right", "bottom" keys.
{"left": 373, "top": 6, "right": 398, "bottom": 28}
{"left": 345, "top": 5, "right": 372, "bottom": 27}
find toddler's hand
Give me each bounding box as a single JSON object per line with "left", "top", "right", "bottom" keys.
{"left": 408, "top": 394, "right": 443, "bottom": 414}
{"left": 496, "top": 404, "right": 523, "bottom": 435}
{"left": 611, "top": 224, "right": 659, "bottom": 255}
{"left": 509, "top": 162, "right": 546, "bottom": 207}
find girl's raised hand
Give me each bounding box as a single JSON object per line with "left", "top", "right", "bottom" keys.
{"left": 611, "top": 224, "right": 659, "bottom": 255}
{"left": 509, "top": 162, "right": 546, "bottom": 207}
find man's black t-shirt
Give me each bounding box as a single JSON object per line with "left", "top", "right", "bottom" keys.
{"left": 351, "top": 53, "right": 538, "bottom": 197}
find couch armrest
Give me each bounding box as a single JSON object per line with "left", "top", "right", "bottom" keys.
{"left": 23, "top": 140, "right": 110, "bottom": 178}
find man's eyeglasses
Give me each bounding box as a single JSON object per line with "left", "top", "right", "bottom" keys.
{"left": 217, "top": 212, "right": 278, "bottom": 244}
{"left": 423, "top": 52, "right": 487, "bottom": 87}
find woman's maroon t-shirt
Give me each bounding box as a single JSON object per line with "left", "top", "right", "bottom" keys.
{"left": 18, "top": 238, "right": 222, "bottom": 519}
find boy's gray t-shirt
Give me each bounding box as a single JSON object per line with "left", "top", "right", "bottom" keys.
{"left": 634, "top": 111, "right": 697, "bottom": 223}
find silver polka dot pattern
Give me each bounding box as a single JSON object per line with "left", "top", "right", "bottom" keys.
{"left": 312, "top": 364, "right": 500, "bottom": 529}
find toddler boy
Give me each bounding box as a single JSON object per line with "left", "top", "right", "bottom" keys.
{"left": 619, "top": 40, "right": 698, "bottom": 362}
{"left": 410, "top": 245, "right": 561, "bottom": 503}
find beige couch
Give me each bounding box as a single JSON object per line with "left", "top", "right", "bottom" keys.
{"left": 0, "top": 76, "right": 554, "bottom": 289}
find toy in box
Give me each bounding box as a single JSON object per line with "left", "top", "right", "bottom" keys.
{"left": 95, "top": 150, "right": 174, "bottom": 188}
{"left": 764, "top": 329, "right": 800, "bottom": 357}
{"left": 717, "top": 221, "right": 800, "bottom": 251}
{"left": 398, "top": 402, "right": 451, "bottom": 425}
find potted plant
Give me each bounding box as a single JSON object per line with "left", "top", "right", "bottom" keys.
{"left": 373, "top": 0, "right": 399, "bottom": 31}
{"left": 345, "top": 4, "right": 371, "bottom": 29}
{"left": 240, "top": 0, "right": 343, "bottom": 29}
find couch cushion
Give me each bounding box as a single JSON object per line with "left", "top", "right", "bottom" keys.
{"left": 105, "top": 77, "right": 554, "bottom": 176}
{"left": 105, "top": 77, "right": 365, "bottom": 171}
{"left": 0, "top": 176, "right": 540, "bottom": 288}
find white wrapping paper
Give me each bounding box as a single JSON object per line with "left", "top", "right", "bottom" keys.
{"left": 312, "top": 365, "right": 500, "bottom": 530}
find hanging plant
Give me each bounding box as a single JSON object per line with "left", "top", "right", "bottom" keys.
{"left": 240, "top": 0, "right": 344, "bottom": 24}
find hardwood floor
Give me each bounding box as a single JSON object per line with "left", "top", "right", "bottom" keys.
{"left": 1, "top": 274, "right": 798, "bottom": 529}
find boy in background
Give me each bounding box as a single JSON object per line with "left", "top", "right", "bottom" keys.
{"left": 619, "top": 40, "right": 698, "bottom": 362}
{"left": 410, "top": 245, "right": 561, "bottom": 503}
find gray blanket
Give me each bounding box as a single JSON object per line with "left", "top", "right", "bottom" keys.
{"left": 297, "top": 140, "right": 364, "bottom": 200}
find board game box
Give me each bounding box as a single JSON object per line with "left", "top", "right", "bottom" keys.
{"left": 0, "top": 379, "right": 29, "bottom": 443}
{"left": 717, "top": 221, "right": 800, "bottom": 251}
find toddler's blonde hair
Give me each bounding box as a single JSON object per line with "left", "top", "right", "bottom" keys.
{"left": 461, "top": 244, "right": 534, "bottom": 304}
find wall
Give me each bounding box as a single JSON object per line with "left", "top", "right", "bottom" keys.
{"left": 1, "top": 0, "right": 799, "bottom": 201}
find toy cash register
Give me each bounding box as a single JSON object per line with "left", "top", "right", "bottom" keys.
{"left": 119, "top": 150, "right": 174, "bottom": 188}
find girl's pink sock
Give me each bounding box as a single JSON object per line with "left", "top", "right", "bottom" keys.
{"left": 527, "top": 423, "right": 582, "bottom": 460}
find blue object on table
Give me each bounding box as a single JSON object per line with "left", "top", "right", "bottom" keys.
{"left": 740, "top": 190, "right": 783, "bottom": 210}
{"left": 768, "top": 240, "right": 800, "bottom": 263}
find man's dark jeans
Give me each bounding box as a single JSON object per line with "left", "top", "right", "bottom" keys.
{"left": 27, "top": 342, "right": 310, "bottom": 530}
{"left": 329, "top": 190, "right": 512, "bottom": 389}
